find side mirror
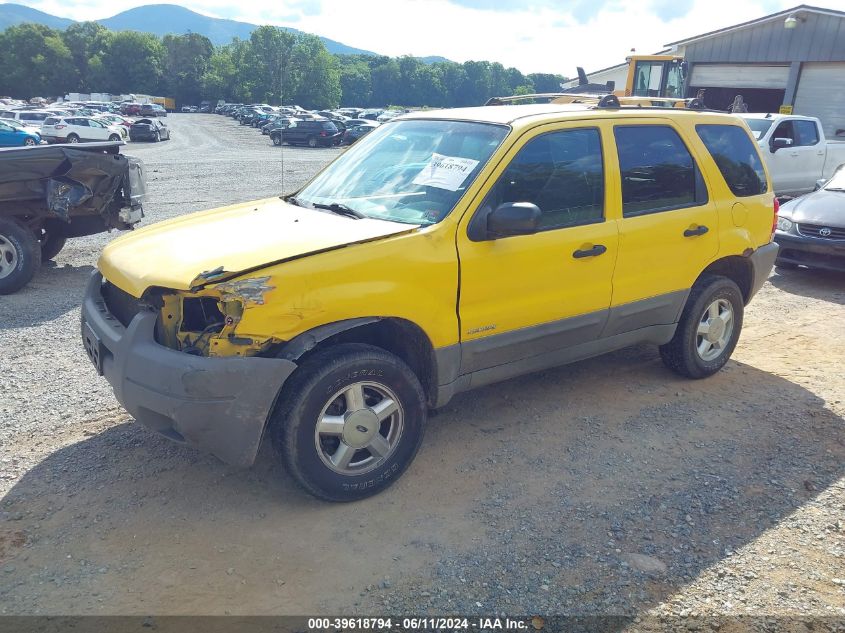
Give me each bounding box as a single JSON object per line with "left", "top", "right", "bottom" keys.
{"left": 771, "top": 137, "right": 793, "bottom": 152}
{"left": 487, "top": 202, "right": 541, "bottom": 238}
{"left": 814, "top": 178, "right": 827, "bottom": 191}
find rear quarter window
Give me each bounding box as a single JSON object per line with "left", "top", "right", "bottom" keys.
{"left": 44, "top": 117, "right": 59, "bottom": 125}
{"left": 696, "top": 124, "right": 768, "bottom": 196}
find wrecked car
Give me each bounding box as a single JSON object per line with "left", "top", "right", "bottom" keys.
{"left": 0, "top": 141, "right": 144, "bottom": 294}
{"left": 82, "top": 106, "right": 777, "bottom": 502}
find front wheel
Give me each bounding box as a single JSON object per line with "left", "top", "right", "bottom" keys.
{"left": 270, "top": 343, "right": 427, "bottom": 502}
{"left": 272, "top": 135, "right": 282, "bottom": 146}
{"left": 660, "top": 275, "right": 744, "bottom": 379}
{"left": 307, "top": 136, "right": 317, "bottom": 148}
{"left": 0, "top": 217, "right": 41, "bottom": 294}
{"left": 108, "top": 134, "right": 121, "bottom": 142}
{"left": 24, "top": 138, "right": 36, "bottom": 146}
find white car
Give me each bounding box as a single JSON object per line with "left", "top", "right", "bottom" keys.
{"left": 0, "top": 109, "right": 55, "bottom": 126}
{"left": 737, "top": 113, "right": 845, "bottom": 197}
{"left": 41, "top": 116, "right": 125, "bottom": 144}
{"left": 93, "top": 114, "right": 132, "bottom": 138}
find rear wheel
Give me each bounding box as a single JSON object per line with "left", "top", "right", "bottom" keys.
{"left": 24, "top": 138, "right": 36, "bottom": 146}
{"left": 270, "top": 343, "right": 427, "bottom": 502}
{"left": 0, "top": 218, "right": 41, "bottom": 294}
{"left": 660, "top": 275, "right": 744, "bottom": 379}
{"left": 307, "top": 136, "right": 318, "bottom": 148}
{"left": 108, "top": 134, "right": 121, "bottom": 142}
{"left": 67, "top": 134, "right": 79, "bottom": 144}
{"left": 272, "top": 134, "right": 282, "bottom": 146}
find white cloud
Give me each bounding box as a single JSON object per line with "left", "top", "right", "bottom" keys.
{"left": 17, "top": 0, "right": 826, "bottom": 74}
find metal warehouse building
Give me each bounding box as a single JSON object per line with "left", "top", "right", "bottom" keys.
{"left": 570, "top": 5, "right": 845, "bottom": 137}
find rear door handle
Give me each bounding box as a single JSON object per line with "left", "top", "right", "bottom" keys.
{"left": 572, "top": 244, "right": 607, "bottom": 259}
{"left": 684, "top": 225, "right": 709, "bottom": 237}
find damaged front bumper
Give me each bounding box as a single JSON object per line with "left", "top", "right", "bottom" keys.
{"left": 81, "top": 272, "right": 297, "bottom": 467}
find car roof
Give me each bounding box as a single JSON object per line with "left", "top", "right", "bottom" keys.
{"left": 399, "top": 104, "right": 743, "bottom": 128}
{"left": 736, "top": 113, "right": 817, "bottom": 122}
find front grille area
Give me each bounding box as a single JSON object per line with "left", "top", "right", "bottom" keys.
{"left": 101, "top": 281, "right": 142, "bottom": 327}
{"left": 796, "top": 223, "right": 845, "bottom": 240}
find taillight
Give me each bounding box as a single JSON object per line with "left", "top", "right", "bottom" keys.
{"left": 55, "top": 124, "right": 66, "bottom": 129}
{"left": 771, "top": 197, "right": 779, "bottom": 241}
{"left": 320, "top": 131, "right": 327, "bottom": 136}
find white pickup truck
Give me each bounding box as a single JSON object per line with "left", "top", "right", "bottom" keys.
{"left": 737, "top": 113, "right": 845, "bottom": 197}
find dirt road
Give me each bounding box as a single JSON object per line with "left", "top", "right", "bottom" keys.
{"left": 1, "top": 114, "right": 843, "bottom": 619}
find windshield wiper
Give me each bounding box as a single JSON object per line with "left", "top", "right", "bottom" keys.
{"left": 310, "top": 202, "right": 366, "bottom": 220}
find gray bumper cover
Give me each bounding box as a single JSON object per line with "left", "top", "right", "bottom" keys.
{"left": 81, "top": 273, "right": 297, "bottom": 467}
{"left": 747, "top": 241, "right": 779, "bottom": 301}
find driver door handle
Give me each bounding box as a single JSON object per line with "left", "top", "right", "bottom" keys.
{"left": 684, "top": 225, "right": 709, "bottom": 237}
{"left": 572, "top": 244, "right": 607, "bottom": 259}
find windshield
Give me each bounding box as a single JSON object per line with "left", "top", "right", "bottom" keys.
{"left": 743, "top": 118, "right": 774, "bottom": 140}
{"left": 825, "top": 167, "right": 845, "bottom": 191}
{"left": 294, "top": 119, "right": 509, "bottom": 226}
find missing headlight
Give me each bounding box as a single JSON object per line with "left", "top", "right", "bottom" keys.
{"left": 182, "top": 297, "right": 225, "bottom": 333}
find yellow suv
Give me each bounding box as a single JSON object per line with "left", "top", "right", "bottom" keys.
{"left": 81, "top": 103, "right": 778, "bottom": 501}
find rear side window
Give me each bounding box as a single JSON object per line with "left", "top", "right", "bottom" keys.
{"left": 21, "top": 113, "right": 46, "bottom": 121}
{"left": 44, "top": 117, "right": 59, "bottom": 125}
{"left": 614, "top": 125, "right": 705, "bottom": 217}
{"left": 793, "top": 120, "right": 819, "bottom": 146}
{"left": 485, "top": 127, "right": 604, "bottom": 230}
{"left": 696, "top": 124, "right": 768, "bottom": 196}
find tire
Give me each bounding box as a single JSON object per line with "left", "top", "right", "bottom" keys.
{"left": 659, "top": 275, "right": 744, "bottom": 379}
{"left": 307, "top": 136, "right": 317, "bottom": 148}
{"left": 108, "top": 134, "right": 121, "bottom": 142}
{"left": 38, "top": 225, "right": 67, "bottom": 261}
{"left": 0, "top": 217, "right": 41, "bottom": 295}
{"left": 67, "top": 134, "right": 79, "bottom": 144}
{"left": 24, "top": 138, "right": 36, "bottom": 146}
{"left": 272, "top": 134, "right": 282, "bottom": 146}
{"left": 270, "top": 343, "right": 427, "bottom": 502}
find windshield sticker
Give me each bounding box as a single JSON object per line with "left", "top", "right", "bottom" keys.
{"left": 412, "top": 153, "right": 480, "bottom": 192}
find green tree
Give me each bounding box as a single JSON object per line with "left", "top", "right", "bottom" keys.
{"left": 244, "top": 26, "right": 297, "bottom": 104}
{"left": 162, "top": 32, "right": 214, "bottom": 106}
{"left": 528, "top": 73, "right": 567, "bottom": 93}
{"left": 61, "top": 22, "right": 111, "bottom": 93}
{"left": 99, "top": 31, "right": 165, "bottom": 94}
{"left": 338, "top": 58, "right": 372, "bottom": 106}
{"left": 370, "top": 58, "right": 401, "bottom": 107}
{"left": 437, "top": 62, "right": 468, "bottom": 107}
{"left": 0, "top": 24, "right": 77, "bottom": 98}
{"left": 290, "top": 34, "right": 340, "bottom": 109}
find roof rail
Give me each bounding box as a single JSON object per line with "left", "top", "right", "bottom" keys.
{"left": 484, "top": 92, "right": 727, "bottom": 113}
{"left": 484, "top": 92, "right": 608, "bottom": 106}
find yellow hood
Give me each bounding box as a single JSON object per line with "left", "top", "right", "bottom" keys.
{"left": 99, "top": 197, "right": 416, "bottom": 296}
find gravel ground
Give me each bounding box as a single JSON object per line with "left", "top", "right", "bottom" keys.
{"left": 1, "top": 114, "right": 843, "bottom": 627}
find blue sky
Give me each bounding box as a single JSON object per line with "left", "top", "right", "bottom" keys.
{"left": 19, "top": 0, "right": 830, "bottom": 74}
